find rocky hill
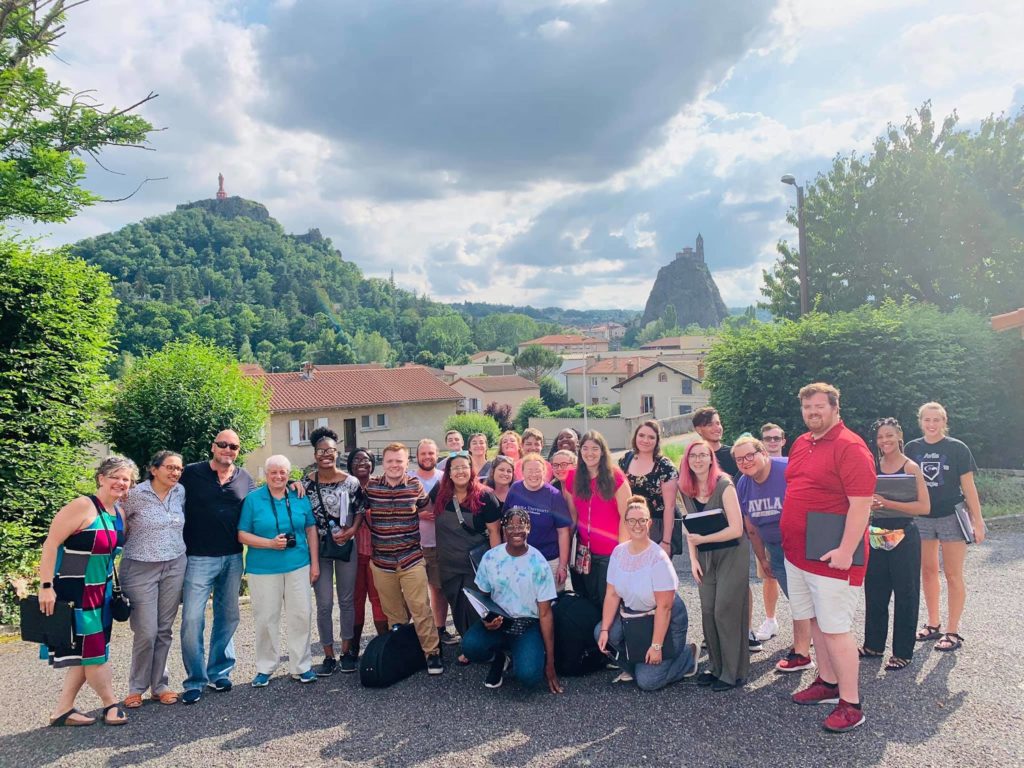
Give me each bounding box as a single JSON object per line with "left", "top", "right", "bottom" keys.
{"left": 640, "top": 235, "right": 730, "bottom": 327}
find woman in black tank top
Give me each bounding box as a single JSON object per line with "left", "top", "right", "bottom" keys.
{"left": 860, "top": 418, "right": 930, "bottom": 671}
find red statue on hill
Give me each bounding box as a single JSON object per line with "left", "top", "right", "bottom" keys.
{"left": 216, "top": 173, "right": 226, "bottom": 200}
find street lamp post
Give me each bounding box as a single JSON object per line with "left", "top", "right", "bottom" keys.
{"left": 781, "top": 174, "right": 809, "bottom": 316}
{"left": 582, "top": 340, "right": 589, "bottom": 434}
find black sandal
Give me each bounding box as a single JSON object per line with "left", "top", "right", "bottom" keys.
{"left": 885, "top": 656, "right": 911, "bottom": 671}
{"left": 858, "top": 647, "right": 884, "bottom": 659}
{"left": 102, "top": 703, "right": 127, "bottom": 726}
{"left": 934, "top": 632, "right": 963, "bottom": 652}
{"left": 49, "top": 708, "right": 96, "bottom": 727}
{"left": 916, "top": 624, "right": 941, "bottom": 642}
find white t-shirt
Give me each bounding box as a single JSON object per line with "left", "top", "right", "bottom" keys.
{"left": 414, "top": 469, "right": 443, "bottom": 547}
{"left": 606, "top": 540, "right": 679, "bottom": 612}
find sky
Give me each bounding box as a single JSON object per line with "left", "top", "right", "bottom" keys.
{"left": 27, "top": 0, "right": 1024, "bottom": 310}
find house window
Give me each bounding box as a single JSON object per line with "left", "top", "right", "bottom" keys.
{"left": 678, "top": 405, "right": 692, "bottom": 415}
{"left": 360, "top": 413, "right": 389, "bottom": 431}
{"left": 469, "top": 398, "right": 480, "bottom": 411}
{"left": 641, "top": 395, "right": 655, "bottom": 415}
{"left": 289, "top": 417, "right": 327, "bottom": 446}
{"left": 590, "top": 377, "right": 598, "bottom": 386}
{"left": 658, "top": 372, "right": 668, "bottom": 383}
{"left": 681, "top": 379, "right": 693, "bottom": 395}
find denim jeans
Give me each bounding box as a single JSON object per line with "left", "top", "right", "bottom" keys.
{"left": 595, "top": 594, "right": 695, "bottom": 691}
{"left": 461, "top": 621, "right": 546, "bottom": 688}
{"left": 180, "top": 554, "right": 243, "bottom": 691}
{"left": 765, "top": 541, "right": 789, "bottom": 598}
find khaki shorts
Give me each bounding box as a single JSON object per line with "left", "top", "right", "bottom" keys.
{"left": 784, "top": 560, "right": 859, "bottom": 634}
{"left": 422, "top": 547, "right": 442, "bottom": 589}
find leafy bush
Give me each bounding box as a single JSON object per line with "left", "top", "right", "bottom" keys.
{"left": 976, "top": 471, "right": 1024, "bottom": 518}
{"left": 539, "top": 376, "right": 569, "bottom": 410}
{"left": 514, "top": 397, "right": 550, "bottom": 432}
{"left": 547, "top": 403, "right": 621, "bottom": 419}
{"left": 105, "top": 340, "right": 270, "bottom": 467}
{"left": 703, "top": 302, "right": 1024, "bottom": 468}
{"left": 0, "top": 521, "right": 40, "bottom": 624}
{"left": 483, "top": 402, "right": 513, "bottom": 432}
{"left": 443, "top": 413, "right": 501, "bottom": 452}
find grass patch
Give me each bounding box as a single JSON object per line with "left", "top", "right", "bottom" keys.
{"left": 977, "top": 471, "right": 1024, "bottom": 519}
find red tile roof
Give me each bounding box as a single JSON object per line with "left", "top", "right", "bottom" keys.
{"left": 248, "top": 366, "right": 462, "bottom": 413}
{"left": 612, "top": 360, "right": 703, "bottom": 389}
{"left": 992, "top": 308, "right": 1024, "bottom": 332}
{"left": 454, "top": 375, "right": 540, "bottom": 393}
{"left": 564, "top": 356, "right": 655, "bottom": 375}
{"left": 521, "top": 334, "right": 604, "bottom": 346}
{"left": 639, "top": 336, "right": 683, "bottom": 349}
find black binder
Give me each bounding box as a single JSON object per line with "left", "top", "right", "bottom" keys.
{"left": 19, "top": 596, "right": 75, "bottom": 648}
{"left": 805, "top": 512, "right": 866, "bottom": 567}
{"left": 875, "top": 474, "right": 918, "bottom": 503}
{"left": 682, "top": 508, "right": 728, "bottom": 536}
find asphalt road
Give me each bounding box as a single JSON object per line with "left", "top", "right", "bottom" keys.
{"left": 2, "top": 517, "right": 1022, "bottom": 768}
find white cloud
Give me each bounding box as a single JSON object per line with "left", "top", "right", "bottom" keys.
{"left": 537, "top": 19, "right": 573, "bottom": 38}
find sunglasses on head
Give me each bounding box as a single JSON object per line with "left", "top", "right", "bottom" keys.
{"left": 215, "top": 441, "right": 240, "bottom": 451}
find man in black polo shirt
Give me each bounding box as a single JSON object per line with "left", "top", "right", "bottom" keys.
{"left": 178, "top": 430, "right": 255, "bottom": 704}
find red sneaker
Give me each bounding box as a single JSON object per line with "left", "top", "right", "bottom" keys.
{"left": 776, "top": 651, "right": 814, "bottom": 673}
{"left": 823, "top": 699, "right": 865, "bottom": 732}
{"left": 792, "top": 676, "right": 840, "bottom": 705}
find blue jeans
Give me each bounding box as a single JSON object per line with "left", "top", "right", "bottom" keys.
{"left": 461, "top": 621, "right": 546, "bottom": 689}
{"left": 180, "top": 554, "right": 243, "bottom": 691}
{"left": 765, "top": 541, "right": 789, "bottom": 598}
{"left": 596, "top": 594, "right": 695, "bottom": 691}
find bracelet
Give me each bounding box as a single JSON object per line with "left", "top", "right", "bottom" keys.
{"left": 599, "top": 628, "right": 609, "bottom": 633}
{"left": 661, "top": 540, "right": 671, "bottom": 546}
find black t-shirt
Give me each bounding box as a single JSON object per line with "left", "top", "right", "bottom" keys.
{"left": 429, "top": 486, "right": 502, "bottom": 576}
{"left": 180, "top": 461, "right": 256, "bottom": 556}
{"left": 716, "top": 444, "right": 739, "bottom": 480}
{"left": 904, "top": 437, "right": 978, "bottom": 518}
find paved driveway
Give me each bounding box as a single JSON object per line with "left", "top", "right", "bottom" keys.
{"left": 1, "top": 517, "right": 1021, "bottom": 767}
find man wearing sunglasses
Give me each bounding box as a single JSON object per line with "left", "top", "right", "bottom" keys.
{"left": 178, "top": 430, "right": 256, "bottom": 704}
{"left": 761, "top": 423, "right": 787, "bottom": 458}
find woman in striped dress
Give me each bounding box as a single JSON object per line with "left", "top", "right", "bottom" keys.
{"left": 38, "top": 456, "right": 137, "bottom": 726}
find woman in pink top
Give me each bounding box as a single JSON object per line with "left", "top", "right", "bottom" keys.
{"left": 563, "top": 431, "right": 631, "bottom": 610}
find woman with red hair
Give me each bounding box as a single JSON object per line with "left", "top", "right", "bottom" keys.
{"left": 431, "top": 453, "right": 503, "bottom": 645}
{"left": 678, "top": 439, "right": 749, "bottom": 692}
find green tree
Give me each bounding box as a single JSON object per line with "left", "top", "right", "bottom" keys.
{"left": 473, "top": 313, "right": 541, "bottom": 352}
{"left": 0, "top": 238, "right": 117, "bottom": 532}
{"left": 443, "top": 413, "right": 501, "bottom": 452}
{"left": 0, "top": 0, "right": 155, "bottom": 223}
{"left": 703, "top": 301, "right": 1024, "bottom": 467}
{"left": 763, "top": 102, "right": 1024, "bottom": 319}
{"left": 352, "top": 329, "right": 396, "bottom": 365}
{"left": 514, "top": 396, "right": 550, "bottom": 432}
{"left": 514, "top": 345, "right": 561, "bottom": 384}
{"left": 105, "top": 340, "right": 270, "bottom": 468}
{"left": 416, "top": 313, "right": 474, "bottom": 360}
{"left": 539, "top": 375, "right": 569, "bottom": 410}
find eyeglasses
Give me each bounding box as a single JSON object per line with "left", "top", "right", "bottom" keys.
{"left": 689, "top": 452, "right": 711, "bottom": 460}
{"left": 314, "top": 448, "right": 338, "bottom": 456}
{"left": 762, "top": 436, "right": 784, "bottom": 442}
{"left": 214, "top": 441, "right": 240, "bottom": 451}
{"left": 734, "top": 452, "right": 760, "bottom": 465}
{"left": 161, "top": 465, "right": 184, "bottom": 473}
{"left": 624, "top": 517, "right": 650, "bottom": 527}
{"left": 551, "top": 462, "right": 572, "bottom": 470}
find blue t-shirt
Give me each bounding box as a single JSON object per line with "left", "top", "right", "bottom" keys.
{"left": 476, "top": 545, "right": 557, "bottom": 619}
{"left": 736, "top": 458, "right": 787, "bottom": 545}
{"left": 239, "top": 487, "right": 316, "bottom": 575}
{"left": 504, "top": 481, "right": 572, "bottom": 561}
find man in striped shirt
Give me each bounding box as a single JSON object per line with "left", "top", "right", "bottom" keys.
{"left": 365, "top": 442, "right": 444, "bottom": 674}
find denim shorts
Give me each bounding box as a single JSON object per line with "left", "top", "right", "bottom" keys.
{"left": 916, "top": 514, "right": 965, "bottom": 543}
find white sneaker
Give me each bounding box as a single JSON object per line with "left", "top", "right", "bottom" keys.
{"left": 755, "top": 618, "right": 779, "bottom": 641}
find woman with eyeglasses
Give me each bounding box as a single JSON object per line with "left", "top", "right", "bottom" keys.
{"left": 596, "top": 496, "right": 698, "bottom": 688}
{"left": 238, "top": 455, "right": 319, "bottom": 686}
{"left": 431, "top": 452, "right": 502, "bottom": 659}
{"left": 485, "top": 455, "right": 516, "bottom": 506}
{"left": 562, "top": 431, "right": 631, "bottom": 610}
{"left": 679, "top": 439, "right": 749, "bottom": 692}
{"left": 468, "top": 432, "right": 493, "bottom": 481}
{"left": 549, "top": 450, "right": 576, "bottom": 494}
{"left": 303, "top": 427, "right": 365, "bottom": 676}
{"left": 119, "top": 451, "right": 187, "bottom": 709}
{"left": 860, "top": 418, "right": 930, "bottom": 671}
{"left": 505, "top": 453, "right": 573, "bottom": 592}
{"left": 619, "top": 420, "right": 680, "bottom": 559}
{"left": 347, "top": 448, "right": 389, "bottom": 644}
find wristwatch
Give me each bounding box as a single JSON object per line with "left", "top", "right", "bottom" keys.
{"left": 651, "top": 642, "right": 663, "bottom": 651}
{"left": 40, "top": 581, "right": 53, "bottom": 589}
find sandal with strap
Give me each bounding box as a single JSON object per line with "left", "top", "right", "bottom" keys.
{"left": 885, "top": 656, "right": 911, "bottom": 671}
{"left": 123, "top": 693, "right": 143, "bottom": 708}
{"left": 150, "top": 691, "right": 180, "bottom": 705}
{"left": 916, "top": 624, "right": 942, "bottom": 642}
{"left": 49, "top": 708, "right": 96, "bottom": 727}
{"left": 858, "top": 647, "right": 884, "bottom": 659}
{"left": 102, "top": 703, "right": 128, "bottom": 726}
{"left": 934, "top": 632, "right": 963, "bottom": 652}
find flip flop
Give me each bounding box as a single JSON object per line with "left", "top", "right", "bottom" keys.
{"left": 49, "top": 708, "right": 96, "bottom": 727}
{"left": 102, "top": 703, "right": 128, "bottom": 726}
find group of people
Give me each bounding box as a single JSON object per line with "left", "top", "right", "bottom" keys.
{"left": 36, "top": 387, "right": 984, "bottom": 735}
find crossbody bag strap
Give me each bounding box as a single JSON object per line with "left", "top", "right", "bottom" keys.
{"left": 452, "top": 496, "right": 485, "bottom": 538}
{"left": 92, "top": 497, "right": 122, "bottom": 590}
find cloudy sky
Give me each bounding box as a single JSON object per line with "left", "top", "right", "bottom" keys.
{"left": 29, "top": 0, "right": 1024, "bottom": 309}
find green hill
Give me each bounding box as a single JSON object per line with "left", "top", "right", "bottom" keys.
{"left": 71, "top": 197, "right": 456, "bottom": 371}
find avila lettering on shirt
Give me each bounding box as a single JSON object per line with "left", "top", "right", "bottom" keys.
{"left": 779, "top": 421, "right": 875, "bottom": 585}
{"left": 736, "top": 457, "right": 787, "bottom": 546}
{"left": 904, "top": 436, "right": 978, "bottom": 518}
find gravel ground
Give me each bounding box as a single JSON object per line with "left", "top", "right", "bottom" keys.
{"left": 2, "top": 517, "right": 1022, "bottom": 768}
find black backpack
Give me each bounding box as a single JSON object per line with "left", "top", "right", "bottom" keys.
{"left": 552, "top": 592, "right": 606, "bottom": 676}
{"left": 358, "top": 623, "right": 427, "bottom": 688}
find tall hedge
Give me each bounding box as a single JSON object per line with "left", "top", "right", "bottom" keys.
{"left": 105, "top": 340, "right": 270, "bottom": 468}
{"left": 703, "top": 302, "right": 1024, "bottom": 468}
{"left": 0, "top": 239, "right": 117, "bottom": 533}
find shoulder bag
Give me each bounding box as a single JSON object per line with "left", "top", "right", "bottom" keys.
{"left": 453, "top": 496, "right": 490, "bottom": 573}
{"left": 572, "top": 498, "right": 592, "bottom": 575}
{"left": 314, "top": 475, "right": 354, "bottom": 561}
{"left": 619, "top": 604, "right": 676, "bottom": 661}
{"left": 95, "top": 503, "right": 131, "bottom": 622}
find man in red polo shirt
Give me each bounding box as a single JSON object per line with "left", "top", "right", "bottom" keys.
{"left": 780, "top": 382, "right": 874, "bottom": 733}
